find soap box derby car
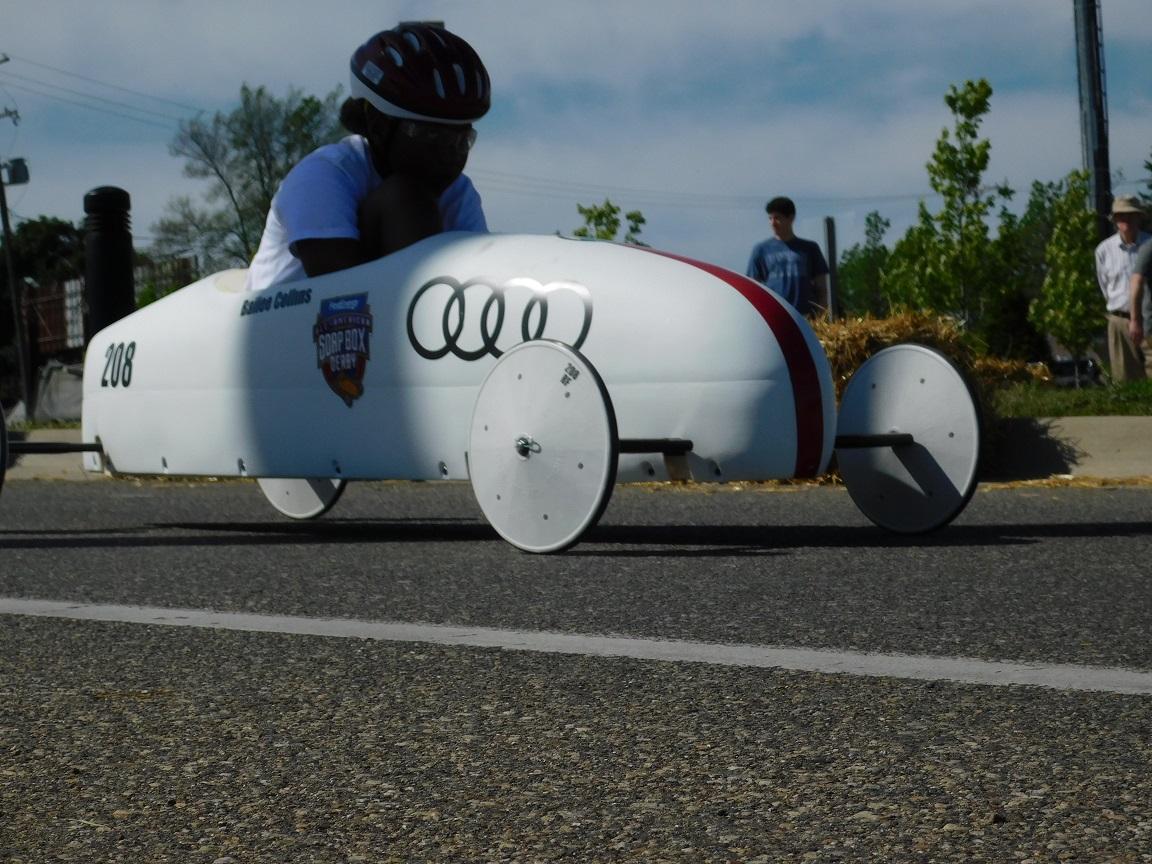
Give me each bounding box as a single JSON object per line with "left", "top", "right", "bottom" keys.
{"left": 0, "top": 232, "right": 981, "bottom": 552}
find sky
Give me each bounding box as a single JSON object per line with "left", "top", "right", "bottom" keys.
{"left": 2, "top": 0, "right": 1151, "bottom": 276}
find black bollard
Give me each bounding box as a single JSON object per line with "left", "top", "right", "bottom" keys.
{"left": 84, "top": 186, "right": 135, "bottom": 339}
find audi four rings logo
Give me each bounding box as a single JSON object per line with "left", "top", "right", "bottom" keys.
{"left": 406, "top": 276, "right": 593, "bottom": 361}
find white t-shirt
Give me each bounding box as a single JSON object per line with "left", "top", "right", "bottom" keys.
{"left": 245, "top": 135, "right": 487, "bottom": 292}
{"left": 1095, "top": 230, "right": 1151, "bottom": 316}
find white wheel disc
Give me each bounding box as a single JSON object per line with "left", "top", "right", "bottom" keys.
{"left": 469, "top": 340, "right": 618, "bottom": 553}
{"left": 257, "top": 477, "right": 347, "bottom": 520}
{"left": 837, "top": 343, "right": 981, "bottom": 533}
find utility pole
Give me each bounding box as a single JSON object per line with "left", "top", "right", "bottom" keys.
{"left": 823, "top": 217, "right": 839, "bottom": 321}
{"left": 0, "top": 158, "right": 31, "bottom": 416}
{"left": 1073, "top": 0, "right": 1111, "bottom": 240}
{"left": 0, "top": 52, "right": 31, "bottom": 414}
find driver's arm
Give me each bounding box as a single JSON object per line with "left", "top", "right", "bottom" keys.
{"left": 292, "top": 238, "right": 369, "bottom": 279}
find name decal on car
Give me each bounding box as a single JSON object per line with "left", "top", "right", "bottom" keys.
{"left": 240, "top": 287, "right": 313, "bottom": 317}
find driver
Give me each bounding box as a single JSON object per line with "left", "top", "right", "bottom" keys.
{"left": 246, "top": 23, "right": 490, "bottom": 293}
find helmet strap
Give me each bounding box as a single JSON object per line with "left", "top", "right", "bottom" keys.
{"left": 364, "top": 109, "right": 398, "bottom": 178}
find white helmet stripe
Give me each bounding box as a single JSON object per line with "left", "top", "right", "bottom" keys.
{"left": 350, "top": 73, "right": 474, "bottom": 125}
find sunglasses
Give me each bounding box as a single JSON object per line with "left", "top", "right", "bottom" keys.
{"left": 397, "top": 120, "right": 477, "bottom": 156}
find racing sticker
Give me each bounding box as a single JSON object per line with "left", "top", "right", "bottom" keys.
{"left": 313, "top": 293, "right": 373, "bottom": 407}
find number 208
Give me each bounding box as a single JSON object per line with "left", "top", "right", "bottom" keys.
{"left": 101, "top": 341, "right": 136, "bottom": 388}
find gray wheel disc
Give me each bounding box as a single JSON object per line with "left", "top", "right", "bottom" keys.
{"left": 257, "top": 477, "right": 347, "bottom": 520}
{"left": 837, "top": 343, "right": 981, "bottom": 533}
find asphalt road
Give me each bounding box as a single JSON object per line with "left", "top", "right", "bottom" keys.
{"left": 2, "top": 479, "right": 1151, "bottom": 862}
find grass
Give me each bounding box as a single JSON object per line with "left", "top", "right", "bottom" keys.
{"left": 989, "top": 378, "right": 1152, "bottom": 417}
{"left": 2, "top": 419, "right": 80, "bottom": 431}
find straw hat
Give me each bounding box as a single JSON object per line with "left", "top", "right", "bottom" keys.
{"left": 1111, "top": 195, "right": 1145, "bottom": 216}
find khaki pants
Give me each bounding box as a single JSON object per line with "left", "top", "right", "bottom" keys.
{"left": 1107, "top": 313, "right": 1152, "bottom": 381}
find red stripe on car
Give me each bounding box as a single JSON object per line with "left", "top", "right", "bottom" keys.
{"left": 641, "top": 249, "right": 825, "bottom": 477}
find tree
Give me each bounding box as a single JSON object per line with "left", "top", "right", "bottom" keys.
{"left": 1141, "top": 146, "right": 1152, "bottom": 211}
{"left": 1028, "top": 171, "right": 1102, "bottom": 384}
{"left": 882, "top": 204, "right": 941, "bottom": 310}
{"left": 0, "top": 215, "right": 84, "bottom": 341}
{"left": 999, "top": 179, "right": 1063, "bottom": 298}
{"left": 2, "top": 216, "right": 84, "bottom": 289}
{"left": 572, "top": 199, "right": 648, "bottom": 245}
{"left": 0, "top": 216, "right": 84, "bottom": 403}
{"left": 989, "top": 179, "right": 1065, "bottom": 359}
{"left": 152, "top": 84, "right": 343, "bottom": 274}
{"left": 883, "top": 79, "right": 1015, "bottom": 343}
{"left": 836, "top": 211, "right": 890, "bottom": 316}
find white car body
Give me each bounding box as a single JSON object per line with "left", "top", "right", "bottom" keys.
{"left": 81, "top": 232, "right": 837, "bottom": 485}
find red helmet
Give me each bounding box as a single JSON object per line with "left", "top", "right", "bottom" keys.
{"left": 350, "top": 24, "right": 490, "bottom": 125}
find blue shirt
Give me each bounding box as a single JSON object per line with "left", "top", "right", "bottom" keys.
{"left": 746, "top": 237, "right": 829, "bottom": 316}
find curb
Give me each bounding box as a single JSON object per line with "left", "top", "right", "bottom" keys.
{"left": 984, "top": 417, "right": 1152, "bottom": 481}
{"left": 4, "top": 429, "right": 106, "bottom": 483}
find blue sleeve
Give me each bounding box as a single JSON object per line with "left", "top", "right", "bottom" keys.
{"left": 275, "top": 150, "right": 365, "bottom": 245}
{"left": 439, "top": 174, "right": 488, "bottom": 232}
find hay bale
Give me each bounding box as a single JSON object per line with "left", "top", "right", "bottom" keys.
{"left": 812, "top": 313, "right": 1041, "bottom": 399}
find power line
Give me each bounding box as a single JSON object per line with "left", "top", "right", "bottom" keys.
{"left": 0, "top": 69, "right": 187, "bottom": 125}
{"left": 473, "top": 171, "right": 753, "bottom": 208}
{"left": 0, "top": 52, "right": 204, "bottom": 135}
{"left": 471, "top": 167, "right": 947, "bottom": 211}
{"left": 476, "top": 166, "right": 1152, "bottom": 213}
{"left": 0, "top": 78, "right": 179, "bottom": 130}
{"left": 3, "top": 52, "right": 204, "bottom": 113}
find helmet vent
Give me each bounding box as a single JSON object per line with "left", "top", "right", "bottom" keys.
{"left": 361, "top": 61, "right": 384, "bottom": 85}
{"left": 403, "top": 31, "right": 422, "bottom": 52}
{"left": 386, "top": 46, "right": 403, "bottom": 67}
{"left": 453, "top": 63, "right": 466, "bottom": 94}
{"left": 432, "top": 68, "right": 446, "bottom": 99}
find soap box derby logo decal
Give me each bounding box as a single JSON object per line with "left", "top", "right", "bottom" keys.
{"left": 406, "top": 276, "right": 592, "bottom": 361}
{"left": 313, "top": 293, "right": 373, "bottom": 407}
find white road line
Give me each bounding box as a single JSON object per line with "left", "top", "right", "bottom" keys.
{"left": 3, "top": 596, "right": 1150, "bottom": 696}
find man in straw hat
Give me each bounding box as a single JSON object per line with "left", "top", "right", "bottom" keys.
{"left": 1095, "top": 195, "right": 1150, "bottom": 380}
